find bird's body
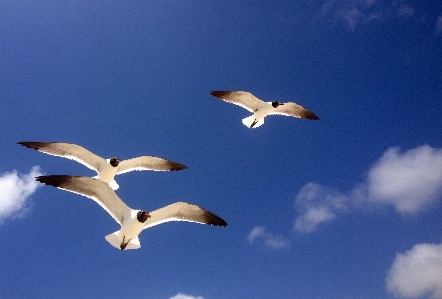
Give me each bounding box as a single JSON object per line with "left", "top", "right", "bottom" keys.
{"left": 36, "top": 175, "right": 227, "bottom": 250}
{"left": 19, "top": 141, "right": 188, "bottom": 190}
{"left": 209, "top": 90, "right": 319, "bottom": 128}
{"left": 245, "top": 101, "right": 279, "bottom": 128}
{"left": 106, "top": 210, "right": 148, "bottom": 250}
{"left": 95, "top": 159, "right": 120, "bottom": 188}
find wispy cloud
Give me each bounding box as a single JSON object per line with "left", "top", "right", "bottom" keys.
{"left": 247, "top": 226, "right": 290, "bottom": 250}
{"left": 170, "top": 294, "right": 204, "bottom": 299}
{"left": 294, "top": 145, "right": 442, "bottom": 233}
{"left": 320, "top": 0, "right": 384, "bottom": 31}
{"left": 0, "top": 166, "right": 43, "bottom": 224}
{"left": 436, "top": 15, "right": 442, "bottom": 36}
{"left": 318, "top": 0, "right": 415, "bottom": 31}
{"left": 396, "top": 4, "right": 415, "bottom": 18}
{"left": 386, "top": 243, "right": 442, "bottom": 299}
{"left": 294, "top": 183, "right": 348, "bottom": 233}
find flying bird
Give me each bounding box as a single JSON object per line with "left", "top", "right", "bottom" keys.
{"left": 36, "top": 175, "right": 227, "bottom": 250}
{"left": 209, "top": 91, "right": 319, "bottom": 128}
{"left": 18, "top": 141, "right": 188, "bottom": 190}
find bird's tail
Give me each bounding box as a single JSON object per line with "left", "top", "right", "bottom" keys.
{"left": 105, "top": 231, "right": 141, "bottom": 250}
{"left": 125, "top": 237, "right": 141, "bottom": 250}
{"left": 104, "top": 231, "right": 121, "bottom": 249}
{"left": 108, "top": 180, "right": 119, "bottom": 190}
{"left": 91, "top": 175, "right": 119, "bottom": 190}
{"left": 242, "top": 115, "right": 264, "bottom": 128}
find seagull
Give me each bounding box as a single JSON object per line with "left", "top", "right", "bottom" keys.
{"left": 209, "top": 91, "right": 319, "bottom": 128}
{"left": 18, "top": 141, "right": 188, "bottom": 190}
{"left": 36, "top": 175, "right": 227, "bottom": 250}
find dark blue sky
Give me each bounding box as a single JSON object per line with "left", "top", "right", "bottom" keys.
{"left": 1, "top": 1, "right": 442, "bottom": 299}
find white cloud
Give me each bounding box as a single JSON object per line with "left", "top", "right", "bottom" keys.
{"left": 294, "top": 145, "right": 442, "bottom": 233}
{"left": 170, "top": 294, "right": 204, "bottom": 299}
{"left": 0, "top": 166, "right": 43, "bottom": 224}
{"left": 294, "top": 183, "right": 348, "bottom": 233}
{"left": 247, "top": 226, "right": 290, "bottom": 250}
{"left": 367, "top": 145, "right": 442, "bottom": 213}
{"left": 386, "top": 243, "right": 442, "bottom": 299}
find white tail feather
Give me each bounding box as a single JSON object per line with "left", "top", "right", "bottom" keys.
{"left": 109, "top": 179, "right": 119, "bottom": 190}
{"left": 105, "top": 231, "right": 120, "bottom": 249}
{"left": 105, "top": 231, "right": 141, "bottom": 250}
{"left": 242, "top": 115, "right": 264, "bottom": 128}
{"left": 125, "top": 237, "right": 141, "bottom": 250}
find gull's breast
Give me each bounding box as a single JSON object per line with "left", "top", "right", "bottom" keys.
{"left": 98, "top": 163, "right": 119, "bottom": 183}
{"left": 254, "top": 104, "right": 275, "bottom": 119}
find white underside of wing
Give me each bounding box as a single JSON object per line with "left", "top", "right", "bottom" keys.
{"left": 143, "top": 217, "right": 207, "bottom": 230}
{"left": 226, "top": 101, "right": 255, "bottom": 112}
{"left": 44, "top": 152, "right": 100, "bottom": 173}
{"left": 115, "top": 156, "right": 187, "bottom": 175}
{"left": 56, "top": 186, "right": 122, "bottom": 224}
{"left": 116, "top": 166, "right": 166, "bottom": 175}
{"left": 268, "top": 102, "right": 315, "bottom": 119}
{"left": 269, "top": 111, "right": 299, "bottom": 117}
{"left": 265, "top": 102, "right": 294, "bottom": 117}
{"left": 212, "top": 91, "right": 268, "bottom": 112}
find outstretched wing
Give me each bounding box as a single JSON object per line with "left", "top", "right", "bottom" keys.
{"left": 144, "top": 202, "right": 227, "bottom": 229}
{"left": 116, "top": 156, "right": 188, "bottom": 175}
{"left": 18, "top": 141, "right": 107, "bottom": 173}
{"left": 270, "top": 102, "right": 319, "bottom": 120}
{"left": 36, "top": 175, "right": 131, "bottom": 224}
{"left": 209, "top": 91, "right": 267, "bottom": 112}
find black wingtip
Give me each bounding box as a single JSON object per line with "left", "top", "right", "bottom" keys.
{"left": 204, "top": 210, "right": 228, "bottom": 227}
{"left": 209, "top": 91, "right": 228, "bottom": 98}
{"left": 309, "top": 113, "right": 320, "bottom": 120}
{"left": 17, "top": 141, "right": 51, "bottom": 150}
{"left": 36, "top": 175, "right": 73, "bottom": 188}
{"left": 177, "top": 164, "right": 189, "bottom": 171}
{"left": 299, "top": 109, "right": 320, "bottom": 120}
{"left": 169, "top": 162, "right": 189, "bottom": 171}
{"left": 218, "top": 219, "right": 228, "bottom": 227}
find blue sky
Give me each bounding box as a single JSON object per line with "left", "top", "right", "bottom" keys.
{"left": 1, "top": 1, "right": 442, "bottom": 299}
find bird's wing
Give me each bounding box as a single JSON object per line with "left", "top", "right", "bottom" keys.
{"left": 116, "top": 156, "right": 188, "bottom": 175}
{"left": 270, "top": 102, "right": 319, "bottom": 120}
{"left": 143, "top": 202, "right": 227, "bottom": 229}
{"left": 18, "top": 142, "right": 107, "bottom": 173}
{"left": 209, "top": 91, "right": 267, "bottom": 112}
{"left": 36, "top": 175, "right": 130, "bottom": 225}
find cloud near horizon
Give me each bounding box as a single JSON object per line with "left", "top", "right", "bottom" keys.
{"left": 247, "top": 226, "right": 290, "bottom": 250}
{"left": 170, "top": 294, "right": 205, "bottom": 299}
{"left": 0, "top": 166, "right": 43, "bottom": 224}
{"left": 386, "top": 243, "right": 442, "bottom": 299}
{"left": 319, "top": 0, "right": 416, "bottom": 31}
{"left": 294, "top": 145, "right": 442, "bottom": 233}
{"left": 436, "top": 15, "right": 442, "bottom": 36}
